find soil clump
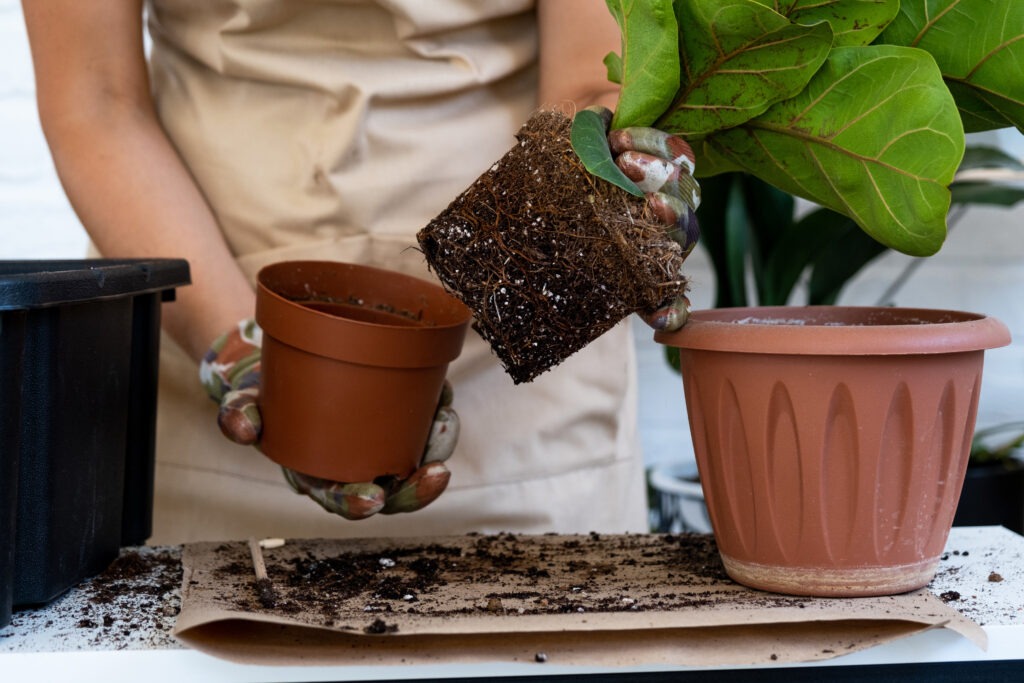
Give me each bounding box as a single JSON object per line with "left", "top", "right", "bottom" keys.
{"left": 204, "top": 533, "right": 816, "bottom": 635}
{"left": 0, "top": 547, "right": 181, "bottom": 650}
{"left": 418, "top": 110, "right": 688, "bottom": 383}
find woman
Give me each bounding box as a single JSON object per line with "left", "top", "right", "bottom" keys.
{"left": 23, "top": 0, "right": 692, "bottom": 543}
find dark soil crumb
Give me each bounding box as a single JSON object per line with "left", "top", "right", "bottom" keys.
{"left": 535, "top": 652, "right": 548, "bottom": 663}
{"left": 88, "top": 551, "right": 181, "bottom": 606}
{"left": 940, "top": 591, "right": 961, "bottom": 602}
{"left": 5, "top": 548, "right": 183, "bottom": 650}
{"left": 205, "top": 532, "right": 811, "bottom": 632}
{"left": 770, "top": 653, "right": 778, "bottom": 661}
{"left": 418, "top": 109, "right": 688, "bottom": 383}
{"left": 988, "top": 572, "right": 1004, "bottom": 583}
{"left": 363, "top": 618, "right": 398, "bottom": 635}
{"left": 256, "top": 578, "right": 278, "bottom": 609}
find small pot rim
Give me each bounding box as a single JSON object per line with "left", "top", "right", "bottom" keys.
{"left": 655, "top": 305, "right": 1011, "bottom": 356}
{"left": 256, "top": 261, "right": 472, "bottom": 368}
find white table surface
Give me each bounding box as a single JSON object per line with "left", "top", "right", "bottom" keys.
{"left": 2, "top": 526, "right": 1022, "bottom": 682}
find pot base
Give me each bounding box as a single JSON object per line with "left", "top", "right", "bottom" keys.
{"left": 720, "top": 553, "right": 939, "bottom": 597}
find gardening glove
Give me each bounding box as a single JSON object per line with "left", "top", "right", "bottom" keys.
{"left": 587, "top": 106, "right": 701, "bottom": 332}
{"left": 199, "top": 318, "right": 458, "bottom": 519}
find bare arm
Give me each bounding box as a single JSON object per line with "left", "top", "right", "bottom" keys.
{"left": 537, "top": 0, "right": 621, "bottom": 111}
{"left": 22, "top": 0, "right": 253, "bottom": 362}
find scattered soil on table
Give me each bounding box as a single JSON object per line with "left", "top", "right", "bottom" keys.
{"left": 2, "top": 548, "right": 182, "bottom": 650}
{"left": 940, "top": 590, "right": 961, "bottom": 602}
{"left": 85, "top": 550, "right": 180, "bottom": 607}
{"left": 988, "top": 572, "right": 1003, "bottom": 583}
{"left": 205, "top": 533, "right": 813, "bottom": 634}
{"left": 418, "top": 109, "right": 689, "bottom": 383}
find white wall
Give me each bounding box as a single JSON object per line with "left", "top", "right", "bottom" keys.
{"left": 3, "top": 1, "right": 1022, "bottom": 470}
{"left": 0, "top": 1, "right": 88, "bottom": 258}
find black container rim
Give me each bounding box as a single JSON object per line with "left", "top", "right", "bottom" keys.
{"left": 0, "top": 259, "right": 191, "bottom": 310}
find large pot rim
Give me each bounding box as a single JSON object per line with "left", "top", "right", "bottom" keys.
{"left": 256, "top": 261, "right": 472, "bottom": 368}
{"left": 655, "top": 305, "right": 1011, "bottom": 356}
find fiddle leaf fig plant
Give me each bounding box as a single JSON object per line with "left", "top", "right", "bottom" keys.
{"left": 753, "top": 1, "right": 900, "bottom": 47}
{"left": 704, "top": 46, "right": 962, "bottom": 256}
{"left": 879, "top": 0, "right": 1024, "bottom": 133}
{"left": 657, "top": 0, "right": 833, "bottom": 135}
{"left": 577, "top": 0, "right": 1024, "bottom": 258}
{"left": 571, "top": 108, "right": 645, "bottom": 196}
{"left": 605, "top": 0, "right": 681, "bottom": 129}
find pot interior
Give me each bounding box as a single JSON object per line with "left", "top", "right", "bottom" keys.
{"left": 259, "top": 261, "right": 470, "bottom": 329}
{"left": 696, "top": 306, "right": 984, "bottom": 327}
{"left": 656, "top": 306, "right": 1010, "bottom": 356}
{"left": 300, "top": 301, "right": 428, "bottom": 327}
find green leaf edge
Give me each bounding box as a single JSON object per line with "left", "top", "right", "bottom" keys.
{"left": 604, "top": 52, "right": 623, "bottom": 85}
{"left": 569, "top": 110, "right": 645, "bottom": 197}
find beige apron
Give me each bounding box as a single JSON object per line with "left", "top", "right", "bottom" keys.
{"left": 145, "top": 0, "right": 647, "bottom": 543}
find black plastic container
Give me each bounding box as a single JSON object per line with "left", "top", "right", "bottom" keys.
{"left": 0, "top": 259, "right": 189, "bottom": 628}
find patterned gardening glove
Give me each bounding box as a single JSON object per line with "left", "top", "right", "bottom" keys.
{"left": 587, "top": 106, "right": 701, "bottom": 332}
{"left": 199, "top": 318, "right": 458, "bottom": 519}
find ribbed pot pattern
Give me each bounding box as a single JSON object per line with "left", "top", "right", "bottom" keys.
{"left": 679, "top": 350, "right": 983, "bottom": 596}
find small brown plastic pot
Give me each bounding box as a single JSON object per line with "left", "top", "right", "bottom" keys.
{"left": 656, "top": 306, "right": 1010, "bottom": 597}
{"left": 255, "top": 261, "right": 472, "bottom": 483}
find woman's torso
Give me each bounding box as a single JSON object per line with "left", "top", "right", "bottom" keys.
{"left": 144, "top": 0, "right": 647, "bottom": 542}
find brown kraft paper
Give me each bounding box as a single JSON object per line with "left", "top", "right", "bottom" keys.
{"left": 172, "top": 533, "right": 986, "bottom": 668}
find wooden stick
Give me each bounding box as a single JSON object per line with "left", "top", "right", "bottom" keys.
{"left": 248, "top": 536, "right": 278, "bottom": 609}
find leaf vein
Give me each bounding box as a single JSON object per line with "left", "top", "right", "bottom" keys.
{"left": 805, "top": 142, "right": 865, "bottom": 227}
{"left": 752, "top": 120, "right": 948, "bottom": 185}
{"left": 829, "top": 90, "right": 902, "bottom": 139}
{"left": 750, "top": 128, "right": 815, "bottom": 198}
{"left": 911, "top": 0, "right": 963, "bottom": 47}
{"left": 946, "top": 76, "right": 1024, "bottom": 108}
{"left": 790, "top": 53, "right": 896, "bottom": 125}
{"left": 964, "top": 35, "right": 1024, "bottom": 80}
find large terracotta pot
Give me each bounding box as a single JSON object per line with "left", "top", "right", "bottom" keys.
{"left": 656, "top": 306, "right": 1010, "bottom": 597}
{"left": 255, "top": 261, "right": 472, "bottom": 483}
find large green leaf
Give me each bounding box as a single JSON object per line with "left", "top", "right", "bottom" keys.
{"left": 701, "top": 45, "right": 964, "bottom": 256}
{"left": 606, "top": 0, "right": 680, "bottom": 129}
{"left": 570, "top": 110, "right": 644, "bottom": 197}
{"left": 656, "top": 0, "right": 833, "bottom": 136}
{"left": 693, "top": 137, "right": 745, "bottom": 177}
{"left": 879, "top": 0, "right": 1024, "bottom": 133}
{"left": 753, "top": 0, "right": 900, "bottom": 47}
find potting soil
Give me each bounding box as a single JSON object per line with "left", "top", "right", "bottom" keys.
{"left": 418, "top": 110, "right": 689, "bottom": 383}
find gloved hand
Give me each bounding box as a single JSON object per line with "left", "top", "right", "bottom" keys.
{"left": 587, "top": 106, "right": 701, "bottom": 332}
{"left": 199, "top": 318, "right": 457, "bottom": 519}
